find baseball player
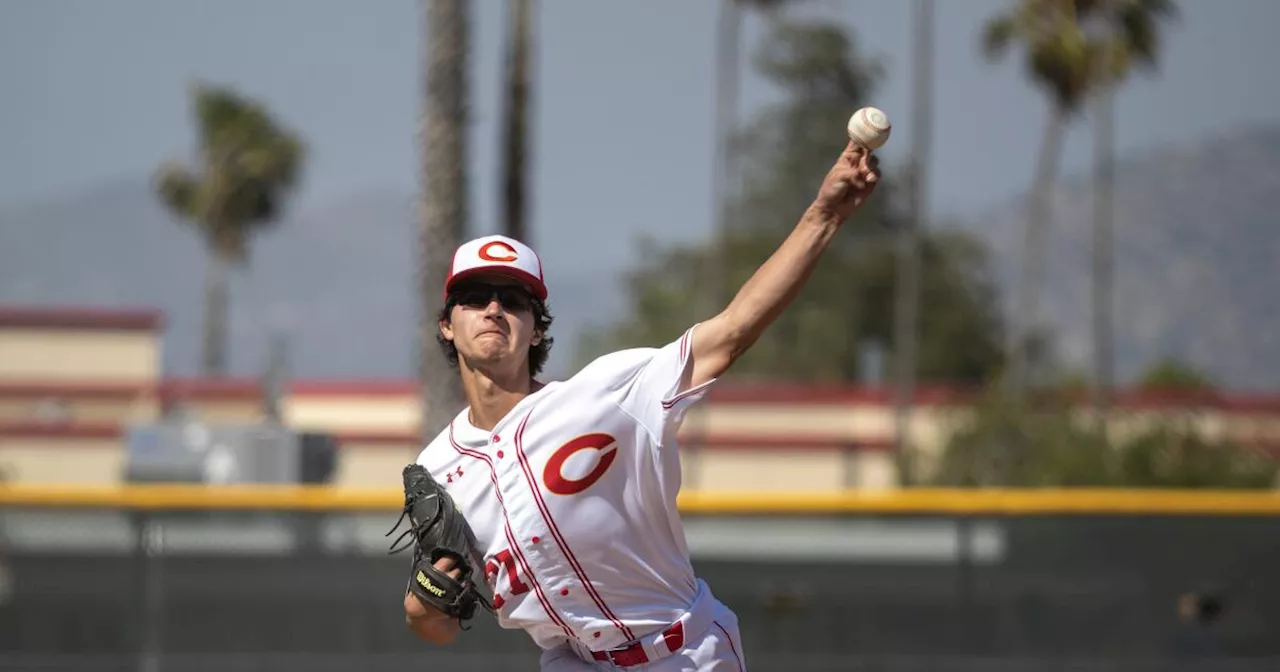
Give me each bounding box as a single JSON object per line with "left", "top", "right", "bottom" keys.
{"left": 399, "top": 139, "right": 880, "bottom": 670}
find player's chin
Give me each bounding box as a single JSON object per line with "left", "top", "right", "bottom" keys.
{"left": 462, "top": 342, "right": 514, "bottom": 366}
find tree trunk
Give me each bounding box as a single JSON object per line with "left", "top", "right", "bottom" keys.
{"left": 419, "top": 0, "right": 470, "bottom": 442}
{"left": 1091, "top": 83, "right": 1115, "bottom": 419}
{"left": 893, "top": 0, "right": 934, "bottom": 487}
{"left": 1006, "top": 106, "right": 1067, "bottom": 402}
{"left": 500, "top": 0, "right": 533, "bottom": 243}
{"left": 683, "top": 0, "right": 743, "bottom": 493}
{"left": 201, "top": 251, "right": 230, "bottom": 376}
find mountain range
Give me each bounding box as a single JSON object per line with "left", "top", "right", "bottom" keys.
{"left": 2, "top": 124, "right": 1278, "bottom": 388}
{"left": 961, "top": 123, "right": 1280, "bottom": 390}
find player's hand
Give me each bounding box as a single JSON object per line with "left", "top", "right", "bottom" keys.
{"left": 434, "top": 555, "right": 463, "bottom": 579}
{"left": 812, "top": 141, "right": 880, "bottom": 222}
{"left": 404, "top": 556, "right": 466, "bottom": 644}
{"left": 405, "top": 556, "right": 466, "bottom": 623}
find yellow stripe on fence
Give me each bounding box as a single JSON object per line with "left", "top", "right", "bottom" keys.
{"left": 1, "top": 484, "right": 1279, "bottom": 515}
{"left": 678, "top": 489, "right": 1280, "bottom": 515}
{"left": 0, "top": 484, "right": 400, "bottom": 511}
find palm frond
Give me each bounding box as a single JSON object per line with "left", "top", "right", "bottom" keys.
{"left": 1117, "top": 1, "right": 1166, "bottom": 67}
{"left": 981, "top": 16, "right": 1018, "bottom": 60}
{"left": 1029, "top": 23, "right": 1093, "bottom": 109}
{"left": 153, "top": 161, "right": 200, "bottom": 221}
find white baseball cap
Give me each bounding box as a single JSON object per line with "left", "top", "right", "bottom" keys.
{"left": 445, "top": 234, "right": 548, "bottom": 301}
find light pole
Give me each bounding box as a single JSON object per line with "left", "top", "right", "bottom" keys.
{"left": 892, "top": 0, "right": 935, "bottom": 487}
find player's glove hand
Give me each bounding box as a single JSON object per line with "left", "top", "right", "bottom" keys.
{"left": 386, "top": 463, "right": 492, "bottom": 626}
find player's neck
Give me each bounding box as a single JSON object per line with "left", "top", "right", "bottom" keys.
{"left": 459, "top": 366, "right": 542, "bottom": 431}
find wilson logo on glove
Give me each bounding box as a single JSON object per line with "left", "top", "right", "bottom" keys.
{"left": 416, "top": 571, "right": 447, "bottom": 597}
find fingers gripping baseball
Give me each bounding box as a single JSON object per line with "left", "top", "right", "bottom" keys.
{"left": 814, "top": 106, "right": 889, "bottom": 220}
{"left": 816, "top": 142, "right": 881, "bottom": 218}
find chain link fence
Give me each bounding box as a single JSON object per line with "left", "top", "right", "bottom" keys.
{"left": 1, "top": 505, "right": 1277, "bottom": 671}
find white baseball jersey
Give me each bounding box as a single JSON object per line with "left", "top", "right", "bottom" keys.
{"left": 415, "top": 325, "right": 714, "bottom": 653}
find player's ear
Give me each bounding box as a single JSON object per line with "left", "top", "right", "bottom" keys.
{"left": 439, "top": 317, "right": 455, "bottom": 342}
{"left": 530, "top": 330, "right": 543, "bottom": 347}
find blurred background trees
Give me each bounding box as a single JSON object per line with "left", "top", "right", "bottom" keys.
{"left": 572, "top": 2, "right": 1267, "bottom": 490}
{"left": 930, "top": 356, "right": 1277, "bottom": 488}
{"left": 574, "top": 17, "right": 1005, "bottom": 387}
{"left": 981, "top": 0, "right": 1178, "bottom": 407}
{"left": 1086, "top": 0, "right": 1179, "bottom": 417}
{"left": 154, "top": 83, "right": 306, "bottom": 378}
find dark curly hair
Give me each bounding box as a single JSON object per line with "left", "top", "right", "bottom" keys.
{"left": 436, "top": 292, "right": 555, "bottom": 377}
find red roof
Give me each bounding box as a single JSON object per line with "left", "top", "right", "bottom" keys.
{"left": 0, "top": 306, "right": 162, "bottom": 331}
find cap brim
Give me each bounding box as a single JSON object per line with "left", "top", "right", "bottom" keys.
{"left": 445, "top": 267, "right": 548, "bottom": 302}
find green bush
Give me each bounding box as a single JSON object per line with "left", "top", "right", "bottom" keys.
{"left": 928, "top": 393, "right": 1277, "bottom": 489}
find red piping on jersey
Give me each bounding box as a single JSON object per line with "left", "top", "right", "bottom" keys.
{"left": 713, "top": 621, "right": 744, "bottom": 672}
{"left": 660, "top": 329, "right": 700, "bottom": 410}
{"left": 448, "top": 424, "right": 576, "bottom": 640}
{"left": 512, "top": 410, "right": 637, "bottom": 642}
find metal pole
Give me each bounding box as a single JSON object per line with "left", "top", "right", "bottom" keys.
{"left": 1091, "top": 64, "right": 1116, "bottom": 426}
{"left": 136, "top": 514, "right": 164, "bottom": 672}
{"left": 957, "top": 515, "right": 975, "bottom": 644}
{"left": 892, "top": 0, "right": 934, "bottom": 487}
{"left": 688, "top": 0, "right": 743, "bottom": 490}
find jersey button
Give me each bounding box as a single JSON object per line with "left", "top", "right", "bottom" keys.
{"left": 531, "top": 536, "right": 540, "bottom": 544}
{"left": 560, "top": 588, "right": 569, "bottom": 596}
{"left": 492, "top": 435, "right": 501, "bottom": 443}
{"left": 496, "top": 450, "right": 504, "bottom": 458}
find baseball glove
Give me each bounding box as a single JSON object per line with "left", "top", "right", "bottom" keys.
{"left": 386, "top": 463, "right": 492, "bottom": 625}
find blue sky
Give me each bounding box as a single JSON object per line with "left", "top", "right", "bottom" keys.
{"left": 3, "top": 0, "right": 1279, "bottom": 275}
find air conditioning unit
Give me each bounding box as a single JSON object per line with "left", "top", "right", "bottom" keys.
{"left": 123, "top": 419, "right": 304, "bottom": 485}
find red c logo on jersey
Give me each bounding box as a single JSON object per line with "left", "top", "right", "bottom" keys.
{"left": 478, "top": 241, "right": 519, "bottom": 263}
{"left": 543, "top": 433, "right": 618, "bottom": 495}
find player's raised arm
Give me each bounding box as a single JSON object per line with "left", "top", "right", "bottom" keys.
{"left": 687, "top": 110, "right": 887, "bottom": 390}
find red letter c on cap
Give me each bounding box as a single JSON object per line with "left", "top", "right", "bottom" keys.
{"left": 479, "top": 241, "right": 519, "bottom": 263}
{"left": 543, "top": 433, "right": 618, "bottom": 495}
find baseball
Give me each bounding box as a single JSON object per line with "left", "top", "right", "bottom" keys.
{"left": 847, "top": 106, "right": 892, "bottom": 151}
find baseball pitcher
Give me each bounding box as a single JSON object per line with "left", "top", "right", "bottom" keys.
{"left": 388, "top": 136, "right": 881, "bottom": 670}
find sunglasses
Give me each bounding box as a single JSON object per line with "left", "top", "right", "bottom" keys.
{"left": 451, "top": 283, "right": 535, "bottom": 312}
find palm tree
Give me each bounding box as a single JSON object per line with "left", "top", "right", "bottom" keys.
{"left": 892, "top": 0, "right": 936, "bottom": 487}
{"left": 983, "top": 0, "right": 1098, "bottom": 402}
{"left": 1085, "top": 0, "right": 1177, "bottom": 417}
{"left": 155, "top": 83, "right": 305, "bottom": 377}
{"left": 419, "top": 0, "right": 471, "bottom": 441}
{"left": 500, "top": 0, "right": 534, "bottom": 243}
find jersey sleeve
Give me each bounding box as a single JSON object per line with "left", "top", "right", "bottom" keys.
{"left": 614, "top": 323, "right": 716, "bottom": 441}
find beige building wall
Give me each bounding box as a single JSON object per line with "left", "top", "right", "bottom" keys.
{"left": 0, "top": 392, "right": 155, "bottom": 424}
{"left": 285, "top": 395, "right": 419, "bottom": 435}
{"left": 333, "top": 441, "right": 421, "bottom": 488}
{"left": 683, "top": 448, "right": 850, "bottom": 492}
{"left": 0, "top": 329, "right": 159, "bottom": 382}
{"left": 1, "top": 305, "right": 1279, "bottom": 491}
{"left": 1, "top": 400, "right": 1277, "bottom": 491}
{"left": 167, "top": 398, "right": 263, "bottom": 424}
{"left": 0, "top": 437, "right": 125, "bottom": 484}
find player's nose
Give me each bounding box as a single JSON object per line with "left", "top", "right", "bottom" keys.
{"left": 482, "top": 298, "right": 505, "bottom": 316}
